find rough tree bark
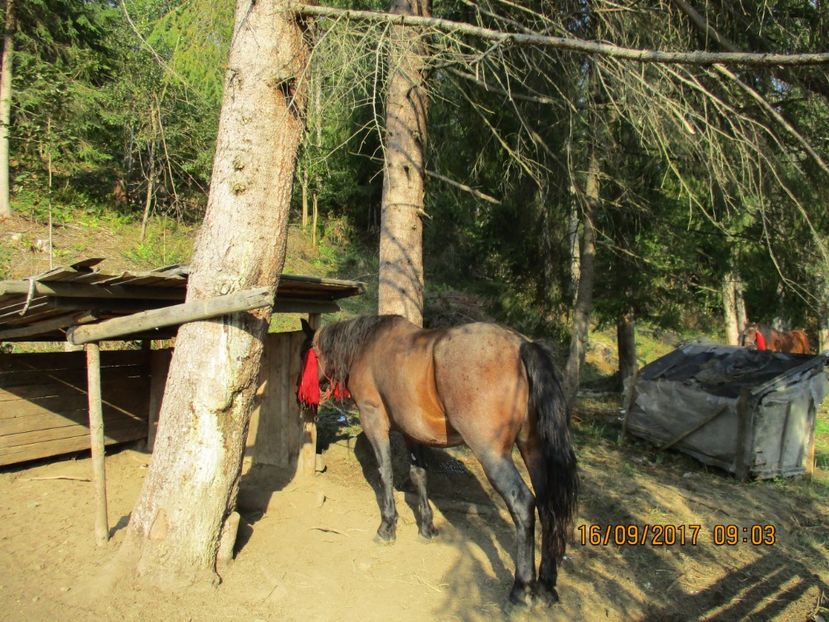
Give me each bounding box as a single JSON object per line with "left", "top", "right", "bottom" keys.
{"left": 563, "top": 147, "right": 598, "bottom": 406}
{"left": 722, "top": 271, "right": 740, "bottom": 345}
{"left": 378, "top": 0, "right": 430, "bottom": 326}
{"left": 117, "top": 0, "right": 308, "bottom": 587}
{"left": 734, "top": 277, "right": 747, "bottom": 333}
{"left": 617, "top": 310, "right": 636, "bottom": 391}
{"left": 0, "top": 0, "right": 16, "bottom": 219}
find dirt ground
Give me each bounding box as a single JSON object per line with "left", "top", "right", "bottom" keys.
{"left": 1, "top": 403, "right": 827, "bottom": 622}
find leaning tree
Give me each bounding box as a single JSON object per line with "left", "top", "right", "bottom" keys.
{"left": 115, "top": 0, "right": 310, "bottom": 586}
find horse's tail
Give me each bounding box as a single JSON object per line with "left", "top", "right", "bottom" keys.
{"left": 520, "top": 341, "right": 579, "bottom": 562}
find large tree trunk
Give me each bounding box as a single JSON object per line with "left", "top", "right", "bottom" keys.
{"left": 377, "top": 0, "right": 430, "bottom": 326}
{"left": 734, "top": 277, "right": 747, "bottom": 332}
{"left": 617, "top": 310, "right": 636, "bottom": 391}
{"left": 563, "top": 147, "right": 598, "bottom": 406}
{"left": 0, "top": 0, "right": 16, "bottom": 219}
{"left": 722, "top": 271, "right": 740, "bottom": 345}
{"left": 819, "top": 278, "right": 829, "bottom": 353}
{"left": 118, "top": 0, "right": 308, "bottom": 587}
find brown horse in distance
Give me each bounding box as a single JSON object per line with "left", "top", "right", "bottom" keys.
{"left": 740, "top": 323, "right": 811, "bottom": 354}
{"left": 297, "top": 315, "right": 578, "bottom": 607}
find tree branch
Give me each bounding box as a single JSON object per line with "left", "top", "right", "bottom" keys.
{"left": 293, "top": 3, "right": 829, "bottom": 66}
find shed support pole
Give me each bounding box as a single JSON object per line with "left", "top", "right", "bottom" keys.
{"left": 85, "top": 342, "right": 109, "bottom": 545}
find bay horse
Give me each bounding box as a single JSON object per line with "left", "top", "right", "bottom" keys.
{"left": 740, "top": 323, "right": 810, "bottom": 354}
{"left": 296, "top": 315, "right": 578, "bottom": 607}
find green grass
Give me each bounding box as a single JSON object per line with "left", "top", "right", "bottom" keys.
{"left": 815, "top": 407, "right": 829, "bottom": 470}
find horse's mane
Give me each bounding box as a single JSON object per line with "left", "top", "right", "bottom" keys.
{"left": 317, "top": 315, "right": 400, "bottom": 384}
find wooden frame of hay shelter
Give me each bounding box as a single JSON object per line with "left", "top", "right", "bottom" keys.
{"left": 622, "top": 344, "right": 828, "bottom": 481}
{"left": 0, "top": 259, "right": 363, "bottom": 544}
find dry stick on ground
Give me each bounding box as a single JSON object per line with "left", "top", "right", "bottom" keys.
{"left": 23, "top": 475, "right": 92, "bottom": 482}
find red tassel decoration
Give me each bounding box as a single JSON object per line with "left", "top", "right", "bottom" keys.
{"left": 755, "top": 331, "right": 767, "bottom": 351}
{"left": 297, "top": 348, "right": 321, "bottom": 411}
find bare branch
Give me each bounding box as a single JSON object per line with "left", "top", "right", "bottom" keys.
{"left": 293, "top": 3, "right": 829, "bottom": 66}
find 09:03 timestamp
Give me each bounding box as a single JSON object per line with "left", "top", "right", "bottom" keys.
{"left": 577, "top": 523, "right": 777, "bottom": 546}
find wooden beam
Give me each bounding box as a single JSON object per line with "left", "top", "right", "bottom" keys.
{"left": 0, "top": 313, "right": 95, "bottom": 340}
{"left": 0, "top": 280, "right": 185, "bottom": 301}
{"left": 85, "top": 343, "right": 109, "bottom": 546}
{"left": 67, "top": 287, "right": 275, "bottom": 345}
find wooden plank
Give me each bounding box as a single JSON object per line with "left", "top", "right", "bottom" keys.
{"left": 67, "top": 286, "right": 275, "bottom": 345}
{"left": 0, "top": 350, "right": 148, "bottom": 373}
{"left": 147, "top": 349, "right": 172, "bottom": 451}
{"left": 0, "top": 376, "right": 149, "bottom": 419}
{"left": 252, "top": 332, "right": 305, "bottom": 472}
{"left": 0, "top": 417, "right": 145, "bottom": 449}
{"left": 0, "top": 373, "right": 147, "bottom": 405}
{"left": 0, "top": 313, "right": 96, "bottom": 340}
{"left": 0, "top": 391, "right": 148, "bottom": 426}
{"left": 0, "top": 422, "right": 145, "bottom": 466}
{"left": 0, "top": 279, "right": 185, "bottom": 301}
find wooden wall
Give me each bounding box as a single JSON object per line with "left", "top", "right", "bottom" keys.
{"left": 1, "top": 334, "right": 308, "bottom": 472}
{"left": 0, "top": 350, "right": 154, "bottom": 466}
{"left": 247, "top": 331, "right": 307, "bottom": 474}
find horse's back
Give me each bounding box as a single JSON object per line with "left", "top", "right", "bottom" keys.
{"left": 433, "top": 323, "right": 529, "bottom": 454}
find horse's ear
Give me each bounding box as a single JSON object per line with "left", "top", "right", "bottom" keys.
{"left": 301, "top": 318, "right": 315, "bottom": 340}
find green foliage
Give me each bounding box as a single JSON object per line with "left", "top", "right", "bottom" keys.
{"left": 4, "top": 0, "right": 828, "bottom": 353}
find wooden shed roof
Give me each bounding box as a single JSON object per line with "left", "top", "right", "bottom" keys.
{"left": 0, "top": 259, "right": 364, "bottom": 342}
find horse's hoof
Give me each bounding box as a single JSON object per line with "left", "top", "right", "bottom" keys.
{"left": 534, "top": 584, "right": 560, "bottom": 607}
{"left": 507, "top": 582, "right": 534, "bottom": 609}
{"left": 374, "top": 524, "right": 396, "bottom": 544}
{"left": 418, "top": 524, "right": 439, "bottom": 541}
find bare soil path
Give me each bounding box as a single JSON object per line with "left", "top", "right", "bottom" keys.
{"left": 1, "top": 406, "right": 826, "bottom": 622}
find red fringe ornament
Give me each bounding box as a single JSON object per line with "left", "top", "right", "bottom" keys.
{"left": 297, "top": 349, "right": 321, "bottom": 411}
{"left": 297, "top": 348, "right": 351, "bottom": 413}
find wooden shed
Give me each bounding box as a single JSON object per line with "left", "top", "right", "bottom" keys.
{"left": 624, "top": 344, "right": 828, "bottom": 480}
{"left": 0, "top": 259, "right": 363, "bottom": 467}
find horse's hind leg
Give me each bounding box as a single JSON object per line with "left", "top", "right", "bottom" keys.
{"left": 518, "top": 436, "right": 559, "bottom": 604}
{"left": 406, "top": 440, "right": 438, "bottom": 539}
{"left": 478, "top": 452, "right": 536, "bottom": 606}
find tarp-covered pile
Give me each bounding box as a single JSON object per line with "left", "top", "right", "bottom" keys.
{"left": 625, "top": 344, "right": 828, "bottom": 479}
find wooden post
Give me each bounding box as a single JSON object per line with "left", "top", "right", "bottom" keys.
{"left": 85, "top": 342, "right": 109, "bottom": 545}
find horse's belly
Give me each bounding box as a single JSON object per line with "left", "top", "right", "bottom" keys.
{"left": 395, "top": 413, "right": 463, "bottom": 447}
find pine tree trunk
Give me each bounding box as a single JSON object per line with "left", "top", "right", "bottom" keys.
{"left": 617, "top": 310, "right": 636, "bottom": 391}
{"left": 118, "top": 0, "right": 308, "bottom": 587}
{"left": 819, "top": 279, "right": 829, "bottom": 352}
{"left": 564, "top": 147, "right": 598, "bottom": 406}
{"left": 734, "top": 277, "right": 747, "bottom": 332}
{"left": 0, "top": 0, "right": 16, "bottom": 219}
{"left": 378, "top": 0, "right": 430, "bottom": 326}
{"left": 722, "top": 272, "right": 739, "bottom": 345}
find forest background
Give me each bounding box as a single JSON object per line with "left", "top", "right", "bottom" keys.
{"left": 1, "top": 0, "right": 828, "bottom": 366}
